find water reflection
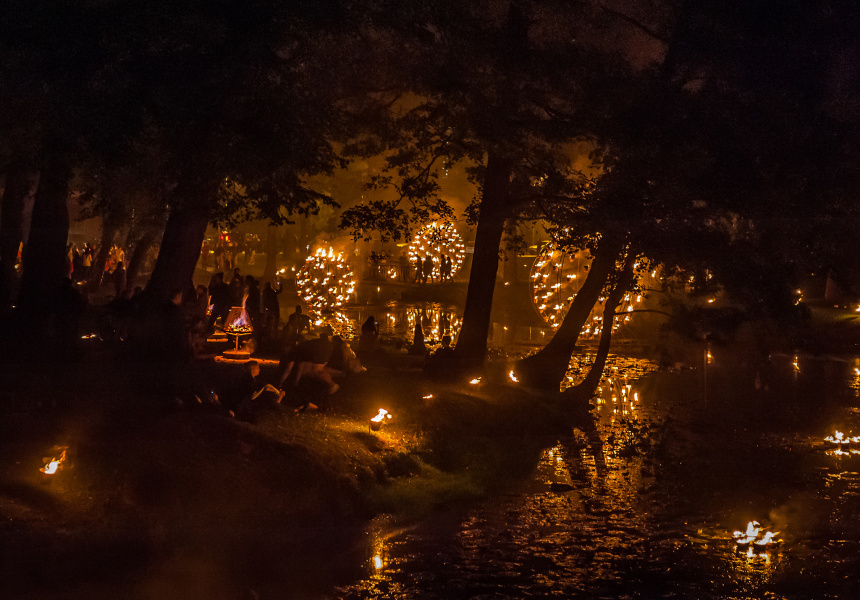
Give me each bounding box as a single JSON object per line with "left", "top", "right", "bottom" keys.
{"left": 328, "top": 353, "right": 860, "bottom": 599}
{"left": 346, "top": 302, "right": 462, "bottom": 346}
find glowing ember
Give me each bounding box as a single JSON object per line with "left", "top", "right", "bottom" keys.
{"left": 223, "top": 299, "right": 254, "bottom": 334}
{"left": 40, "top": 447, "right": 68, "bottom": 475}
{"left": 297, "top": 246, "right": 356, "bottom": 312}
{"left": 407, "top": 221, "right": 466, "bottom": 281}
{"left": 509, "top": 370, "right": 519, "bottom": 383}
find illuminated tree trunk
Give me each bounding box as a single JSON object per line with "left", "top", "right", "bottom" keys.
{"left": 0, "top": 163, "right": 31, "bottom": 308}
{"left": 516, "top": 234, "right": 626, "bottom": 391}
{"left": 146, "top": 178, "right": 218, "bottom": 301}
{"left": 566, "top": 253, "right": 635, "bottom": 401}
{"left": 17, "top": 150, "right": 71, "bottom": 312}
{"left": 452, "top": 153, "right": 512, "bottom": 369}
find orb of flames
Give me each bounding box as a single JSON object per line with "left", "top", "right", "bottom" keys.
{"left": 529, "top": 242, "right": 648, "bottom": 338}
{"left": 297, "top": 246, "right": 356, "bottom": 313}
{"left": 407, "top": 222, "right": 466, "bottom": 280}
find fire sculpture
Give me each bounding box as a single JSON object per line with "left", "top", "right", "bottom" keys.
{"left": 407, "top": 222, "right": 465, "bottom": 281}
{"left": 732, "top": 521, "right": 783, "bottom": 553}
{"left": 529, "top": 242, "right": 651, "bottom": 338}
{"left": 297, "top": 246, "right": 356, "bottom": 313}
{"left": 40, "top": 446, "right": 68, "bottom": 475}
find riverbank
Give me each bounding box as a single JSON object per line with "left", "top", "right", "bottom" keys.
{"left": 0, "top": 331, "right": 589, "bottom": 599}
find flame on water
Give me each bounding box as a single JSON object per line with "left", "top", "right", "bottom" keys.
{"left": 40, "top": 447, "right": 68, "bottom": 475}
{"left": 825, "top": 430, "right": 860, "bottom": 444}
{"left": 371, "top": 408, "right": 391, "bottom": 423}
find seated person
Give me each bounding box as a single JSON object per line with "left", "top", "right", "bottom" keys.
{"left": 358, "top": 316, "right": 379, "bottom": 354}
{"left": 221, "top": 360, "right": 285, "bottom": 418}
{"left": 408, "top": 321, "right": 427, "bottom": 355}
{"left": 425, "top": 334, "right": 456, "bottom": 375}
{"left": 279, "top": 328, "right": 339, "bottom": 394}
{"left": 327, "top": 335, "right": 366, "bottom": 375}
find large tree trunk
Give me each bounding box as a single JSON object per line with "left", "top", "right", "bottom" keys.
{"left": 262, "top": 224, "right": 279, "bottom": 283}
{"left": 567, "top": 253, "right": 636, "bottom": 401}
{"left": 0, "top": 163, "right": 32, "bottom": 308}
{"left": 126, "top": 228, "right": 159, "bottom": 288}
{"left": 516, "top": 234, "right": 626, "bottom": 391}
{"left": 17, "top": 151, "right": 71, "bottom": 313}
{"left": 452, "top": 153, "right": 513, "bottom": 369}
{"left": 146, "top": 178, "right": 218, "bottom": 301}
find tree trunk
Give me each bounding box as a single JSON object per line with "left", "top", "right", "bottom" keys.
{"left": 567, "top": 253, "right": 636, "bottom": 401}
{"left": 126, "top": 229, "right": 159, "bottom": 288}
{"left": 0, "top": 163, "right": 32, "bottom": 308}
{"left": 146, "top": 178, "right": 218, "bottom": 301}
{"left": 17, "top": 151, "right": 71, "bottom": 313}
{"left": 262, "top": 224, "right": 279, "bottom": 283}
{"left": 452, "top": 153, "right": 513, "bottom": 369}
{"left": 516, "top": 234, "right": 626, "bottom": 391}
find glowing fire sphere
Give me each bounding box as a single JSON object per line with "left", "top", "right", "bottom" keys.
{"left": 530, "top": 242, "right": 644, "bottom": 338}
{"left": 297, "top": 246, "right": 356, "bottom": 312}
{"left": 407, "top": 222, "right": 466, "bottom": 280}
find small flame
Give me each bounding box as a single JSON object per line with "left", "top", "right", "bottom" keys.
{"left": 469, "top": 377, "right": 481, "bottom": 385}
{"left": 509, "top": 370, "right": 519, "bottom": 383}
{"left": 371, "top": 408, "right": 391, "bottom": 423}
{"left": 373, "top": 555, "right": 383, "bottom": 570}
{"left": 40, "top": 447, "right": 67, "bottom": 475}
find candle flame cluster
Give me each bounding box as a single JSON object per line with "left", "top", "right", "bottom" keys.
{"left": 407, "top": 221, "right": 465, "bottom": 280}
{"left": 297, "top": 246, "right": 356, "bottom": 313}
{"left": 530, "top": 243, "right": 649, "bottom": 338}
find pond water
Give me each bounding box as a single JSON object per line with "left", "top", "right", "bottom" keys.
{"left": 325, "top": 352, "right": 860, "bottom": 599}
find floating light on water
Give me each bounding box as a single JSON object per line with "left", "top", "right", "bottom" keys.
{"left": 732, "top": 521, "right": 782, "bottom": 552}
{"left": 824, "top": 431, "right": 860, "bottom": 445}
{"left": 407, "top": 222, "right": 465, "bottom": 280}
{"left": 469, "top": 377, "right": 481, "bottom": 385}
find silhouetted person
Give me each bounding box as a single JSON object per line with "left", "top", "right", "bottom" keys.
{"left": 113, "top": 261, "right": 127, "bottom": 297}
{"left": 208, "top": 272, "right": 231, "bottom": 330}
{"left": 262, "top": 281, "right": 283, "bottom": 337}
{"left": 359, "top": 315, "right": 379, "bottom": 354}
{"left": 408, "top": 321, "right": 426, "bottom": 355}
